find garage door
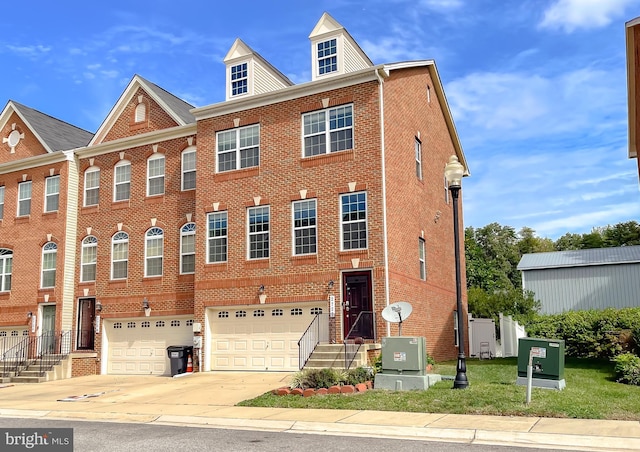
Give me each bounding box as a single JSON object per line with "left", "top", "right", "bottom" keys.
{"left": 105, "top": 316, "right": 193, "bottom": 375}
{"left": 209, "top": 303, "right": 323, "bottom": 371}
{"left": 0, "top": 327, "right": 29, "bottom": 360}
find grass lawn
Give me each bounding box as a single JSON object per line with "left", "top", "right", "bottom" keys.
{"left": 238, "top": 358, "right": 640, "bottom": 420}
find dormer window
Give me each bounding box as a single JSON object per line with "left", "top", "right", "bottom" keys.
{"left": 317, "top": 39, "right": 337, "bottom": 75}
{"left": 231, "top": 63, "right": 248, "bottom": 96}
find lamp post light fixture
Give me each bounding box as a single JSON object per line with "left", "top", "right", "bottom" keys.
{"left": 444, "top": 155, "right": 469, "bottom": 389}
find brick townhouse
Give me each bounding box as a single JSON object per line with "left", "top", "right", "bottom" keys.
{"left": 0, "top": 13, "right": 469, "bottom": 377}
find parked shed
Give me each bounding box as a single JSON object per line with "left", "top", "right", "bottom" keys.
{"left": 517, "top": 245, "right": 640, "bottom": 314}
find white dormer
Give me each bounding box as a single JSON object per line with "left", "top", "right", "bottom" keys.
{"left": 309, "top": 13, "right": 373, "bottom": 81}
{"left": 224, "top": 39, "right": 293, "bottom": 101}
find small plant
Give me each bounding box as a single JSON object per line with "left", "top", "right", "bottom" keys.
{"left": 426, "top": 353, "right": 436, "bottom": 366}
{"left": 372, "top": 353, "right": 382, "bottom": 374}
{"left": 342, "top": 366, "right": 373, "bottom": 386}
{"left": 613, "top": 352, "right": 640, "bottom": 386}
{"left": 291, "top": 368, "right": 342, "bottom": 389}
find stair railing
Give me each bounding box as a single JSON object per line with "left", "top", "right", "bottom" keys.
{"left": 38, "top": 331, "right": 71, "bottom": 377}
{"left": 298, "top": 313, "right": 329, "bottom": 370}
{"left": 344, "top": 311, "right": 375, "bottom": 370}
{"left": 1, "top": 335, "right": 30, "bottom": 378}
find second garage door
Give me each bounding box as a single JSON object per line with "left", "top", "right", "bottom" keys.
{"left": 209, "top": 303, "right": 323, "bottom": 371}
{"left": 105, "top": 316, "right": 193, "bottom": 375}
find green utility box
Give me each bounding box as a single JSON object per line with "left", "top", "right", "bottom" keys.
{"left": 516, "top": 337, "right": 565, "bottom": 390}
{"left": 380, "top": 336, "right": 426, "bottom": 375}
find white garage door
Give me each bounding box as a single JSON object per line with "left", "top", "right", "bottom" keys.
{"left": 209, "top": 303, "right": 323, "bottom": 371}
{"left": 0, "top": 327, "right": 29, "bottom": 360}
{"left": 105, "top": 316, "right": 193, "bottom": 375}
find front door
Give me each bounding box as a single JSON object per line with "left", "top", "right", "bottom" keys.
{"left": 42, "top": 305, "right": 56, "bottom": 354}
{"left": 342, "top": 271, "right": 374, "bottom": 340}
{"left": 77, "top": 298, "right": 95, "bottom": 350}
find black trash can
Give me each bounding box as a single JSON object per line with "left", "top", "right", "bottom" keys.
{"left": 166, "top": 345, "right": 193, "bottom": 376}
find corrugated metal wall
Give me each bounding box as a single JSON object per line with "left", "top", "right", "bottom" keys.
{"left": 522, "top": 263, "right": 640, "bottom": 314}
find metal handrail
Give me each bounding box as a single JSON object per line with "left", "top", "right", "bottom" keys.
{"left": 0, "top": 335, "right": 30, "bottom": 378}
{"left": 344, "top": 311, "right": 374, "bottom": 370}
{"left": 297, "top": 313, "right": 329, "bottom": 370}
{"left": 1, "top": 331, "right": 72, "bottom": 379}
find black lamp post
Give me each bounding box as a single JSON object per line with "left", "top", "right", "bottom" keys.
{"left": 444, "top": 155, "right": 469, "bottom": 389}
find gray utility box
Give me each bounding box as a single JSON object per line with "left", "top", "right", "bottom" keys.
{"left": 381, "top": 336, "right": 426, "bottom": 374}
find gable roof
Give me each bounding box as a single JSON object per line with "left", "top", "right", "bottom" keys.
{"left": 0, "top": 101, "right": 93, "bottom": 153}
{"left": 309, "top": 12, "right": 373, "bottom": 67}
{"left": 517, "top": 245, "right": 640, "bottom": 271}
{"left": 224, "top": 38, "right": 294, "bottom": 87}
{"left": 90, "top": 74, "right": 195, "bottom": 145}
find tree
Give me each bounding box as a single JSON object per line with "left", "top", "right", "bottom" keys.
{"left": 581, "top": 229, "right": 605, "bottom": 249}
{"left": 467, "top": 287, "right": 541, "bottom": 332}
{"left": 555, "top": 232, "right": 583, "bottom": 251}
{"left": 518, "top": 227, "right": 554, "bottom": 255}
{"left": 602, "top": 221, "right": 640, "bottom": 247}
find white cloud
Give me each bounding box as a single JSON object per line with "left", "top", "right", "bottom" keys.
{"left": 539, "top": 0, "right": 634, "bottom": 33}
{"left": 418, "top": 0, "right": 463, "bottom": 11}
{"left": 5, "top": 44, "right": 51, "bottom": 58}
{"left": 530, "top": 202, "right": 640, "bottom": 236}
{"left": 566, "top": 171, "right": 637, "bottom": 188}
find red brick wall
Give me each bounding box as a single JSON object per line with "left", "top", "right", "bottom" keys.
{"left": 0, "top": 112, "right": 49, "bottom": 162}
{"left": 71, "top": 354, "right": 99, "bottom": 377}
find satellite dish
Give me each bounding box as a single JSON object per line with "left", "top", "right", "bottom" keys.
{"left": 381, "top": 301, "right": 413, "bottom": 335}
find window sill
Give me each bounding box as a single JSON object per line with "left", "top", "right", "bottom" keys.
{"left": 179, "top": 190, "right": 196, "bottom": 199}
{"left": 111, "top": 201, "right": 130, "bottom": 210}
{"left": 291, "top": 255, "right": 318, "bottom": 266}
{"left": 78, "top": 281, "right": 95, "bottom": 286}
{"left": 244, "top": 259, "right": 269, "bottom": 269}
{"left": 144, "top": 195, "right": 164, "bottom": 205}
{"left": 204, "top": 263, "right": 227, "bottom": 273}
{"left": 0, "top": 292, "right": 10, "bottom": 300}
{"left": 42, "top": 211, "right": 59, "bottom": 219}
{"left": 142, "top": 276, "right": 162, "bottom": 285}
{"left": 214, "top": 166, "right": 259, "bottom": 182}
{"left": 81, "top": 205, "right": 100, "bottom": 214}
{"left": 108, "top": 280, "right": 127, "bottom": 289}
{"left": 129, "top": 121, "right": 149, "bottom": 131}
{"left": 14, "top": 216, "right": 30, "bottom": 224}
{"left": 300, "top": 149, "right": 354, "bottom": 168}
{"left": 177, "top": 273, "right": 195, "bottom": 282}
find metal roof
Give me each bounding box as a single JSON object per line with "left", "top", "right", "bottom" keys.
{"left": 517, "top": 245, "right": 640, "bottom": 270}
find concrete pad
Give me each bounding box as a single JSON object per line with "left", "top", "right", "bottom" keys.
{"left": 264, "top": 408, "right": 360, "bottom": 422}
{"left": 429, "top": 414, "right": 540, "bottom": 432}
{"left": 191, "top": 406, "right": 290, "bottom": 419}
{"left": 0, "top": 409, "right": 51, "bottom": 418}
{"left": 532, "top": 418, "right": 640, "bottom": 438}
{"left": 340, "top": 410, "right": 446, "bottom": 427}
{"left": 153, "top": 415, "right": 295, "bottom": 432}
{"left": 475, "top": 430, "right": 640, "bottom": 451}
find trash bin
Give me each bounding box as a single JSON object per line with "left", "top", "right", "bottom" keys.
{"left": 166, "top": 345, "right": 193, "bottom": 376}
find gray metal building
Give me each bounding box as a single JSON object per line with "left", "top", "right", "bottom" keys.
{"left": 517, "top": 246, "right": 640, "bottom": 314}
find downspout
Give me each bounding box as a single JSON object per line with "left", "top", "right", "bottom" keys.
{"left": 376, "top": 68, "right": 391, "bottom": 338}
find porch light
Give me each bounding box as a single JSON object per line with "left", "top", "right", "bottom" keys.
{"left": 96, "top": 301, "right": 103, "bottom": 312}
{"left": 142, "top": 298, "right": 149, "bottom": 310}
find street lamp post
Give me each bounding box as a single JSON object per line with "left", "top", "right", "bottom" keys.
{"left": 444, "top": 155, "right": 469, "bottom": 389}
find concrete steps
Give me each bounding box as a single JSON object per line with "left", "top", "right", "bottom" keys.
{"left": 303, "top": 343, "right": 377, "bottom": 370}
{"left": 1, "top": 355, "right": 69, "bottom": 383}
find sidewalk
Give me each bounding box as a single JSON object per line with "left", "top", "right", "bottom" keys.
{"left": 1, "top": 373, "right": 639, "bottom": 451}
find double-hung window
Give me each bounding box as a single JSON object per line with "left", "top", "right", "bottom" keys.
{"left": 231, "top": 63, "right": 248, "bottom": 96}
{"left": 0, "top": 249, "right": 12, "bottom": 292}
{"left": 17, "top": 181, "right": 31, "bottom": 216}
{"left": 419, "top": 238, "right": 426, "bottom": 280}
{"left": 216, "top": 124, "right": 260, "bottom": 172}
{"left": 317, "top": 38, "right": 337, "bottom": 75}
{"left": 145, "top": 227, "right": 164, "bottom": 277}
{"left": 114, "top": 161, "right": 131, "bottom": 202}
{"left": 303, "top": 105, "right": 352, "bottom": 157}
{"left": 44, "top": 175, "right": 60, "bottom": 212}
{"left": 84, "top": 167, "right": 100, "bottom": 206}
{"left": 147, "top": 154, "right": 165, "bottom": 196}
{"left": 0, "top": 186, "right": 4, "bottom": 220}
{"left": 41, "top": 242, "right": 57, "bottom": 288}
{"left": 111, "top": 232, "right": 129, "bottom": 279}
{"left": 181, "top": 148, "right": 196, "bottom": 191}
{"left": 81, "top": 236, "right": 97, "bottom": 282}
{"left": 293, "top": 199, "right": 317, "bottom": 255}
{"left": 180, "top": 223, "right": 196, "bottom": 274}
{"left": 340, "top": 192, "right": 367, "bottom": 250}
{"left": 415, "top": 138, "right": 423, "bottom": 180}
{"left": 207, "top": 212, "right": 228, "bottom": 263}
{"left": 248, "top": 206, "right": 269, "bottom": 259}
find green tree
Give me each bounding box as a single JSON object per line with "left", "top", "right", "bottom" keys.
{"left": 581, "top": 228, "right": 605, "bottom": 249}
{"left": 518, "top": 227, "right": 554, "bottom": 255}
{"left": 602, "top": 221, "right": 640, "bottom": 247}
{"left": 554, "top": 232, "right": 583, "bottom": 251}
{"left": 467, "top": 287, "right": 541, "bottom": 331}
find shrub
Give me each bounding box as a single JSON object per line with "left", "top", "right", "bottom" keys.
{"left": 613, "top": 353, "right": 640, "bottom": 385}
{"left": 342, "top": 366, "right": 372, "bottom": 386}
{"left": 290, "top": 368, "right": 342, "bottom": 390}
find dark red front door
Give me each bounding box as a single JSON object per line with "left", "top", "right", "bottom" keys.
{"left": 343, "top": 271, "right": 374, "bottom": 340}
{"left": 77, "top": 298, "right": 95, "bottom": 350}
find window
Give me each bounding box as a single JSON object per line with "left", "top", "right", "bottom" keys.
{"left": 147, "top": 154, "right": 165, "bottom": 196}
{"left": 419, "top": 238, "right": 426, "bottom": 280}
{"left": 340, "top": 192, "right": 367, "bottom": 250}
{"left": 180, "top": 223, "right": 196, "bottom": 274}
{"left": 311, "top": 307, "right": 323, "bottom": 315}
{"left": 216, "top": 124, "right": 259, "bottom": 172}
{"left": 127, "top": 322, "right": 136, "bottom": 328}
{"left": 218, "top": 311, "right": 229, "bottom": 318}
{"left": 135, "top": 103, "right": 146, "bottom": 122}
{"left": 253, "top": 310, "right": 265, "bottom": 317}
{"left": 235, "top": 310, "right": 247, "bottom": 318}
{"left": 41, "top": 242, "right": 57, "bottom": 288}
{"left": 141, "top": 321, "right": 150, "bottom": 328}
{"left": 17, "top": 181, "right": 31, "bottom": 216}
{"left": 156, "top": 320, "right": 165, "bottom": 327}
{"left": 207, "top": 212, "right": 227, "bottom": 263}
{"left": 317, "top": 38, "right": 337, "bottom": 75}
{"left": 114, "top": 161, "right": 131, "bottom": 202}
{"left": 84, "top": 167, "right": 100, "bottom": 206}
{"left": 181, "top": 148, "right": 196, "bottom": 191}
{"left": 0, "top": 249, "right": 12, "bottom": 292}
{"left": 231, "top": 62, "right": 248, "bottom": 96}
{"left": 44, "top": 175, "right": 60, "bottom": 212}
{"left": 111, "top": 232, "right": 129, "bottom": 280}
{"left": 291, "top": 308, "right": 303, "bottom": 316}
{"left": 145, "top": 227, "right": 164, "bottom": 277}
{"left": 303, "top": 105, "right": 352, "bottom": 157}
{"left": 113, "top": 322, "right": 122, "bottom": 329}
{"left": 293, "top": 199, "right": 317, "bottom": 255}
{"left": 271, "top": 309, "right": 283, "bottom": 316}
{"left": 0, "top": 186, "right": 4, "bottom": 220}
{"left": 248, "top": 206, "right": 269, "bottom": 259}
{"left": 81, "top": 236, "right": 98, "bottom": 282}
{"left": 170, "top": 320, "right": 181, "bottom": 327}
{"left": 415, "top": 138, "right": 422, "bottom": 180}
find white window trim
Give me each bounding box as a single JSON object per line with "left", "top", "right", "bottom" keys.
{"left": 415, "top": 138, "right": 422, "bottom": 181}
{"left": 247, "top": 206, "right": 270, "bottom": 260}
{"left": 147, "top": 153, "right": 165, "bottom": 197}
{"left": 339, "top": 191, "right": 368, "bottom": 251}
{"left": 313, "top": 35, "right": 342, "bottom": 79}
{"left": 181, "top": 147, "right": 196, "bottom": 191}
{"left": 144, "top": 227, "right": 164, "bottom": 277}
{"left": 207, "top": 212, "right": 228, "bottom": 264}
{"left": 17, "top": 181, "right": 32, "bottom": 216}
{"left": 111, "top": 232, "right": 129, "bottom": 280}
{"left": 229, "top": 61, "right": 250, "bottom": 98}
{"left": 83, "top": 167, "right": 100, "bottom": 207}
{"left": 216, "top": 124, "right": 260, "bottom": 173}
{"left": 419, "top": 237, "right": 426, "bottom": 280}
{"left": 44, "top": 175, "right": 60, "bottom": 213}
{"left": 302, "top": 104, "right": 353, "bottom": 157}
{"left": 0, "top": 249, "right": 12, "bottom": 292}
{"left": 113, "top": 160, "right": 131, "bottom": 202}
{"left": 134, "top": 103, "right": 146, "bottom": 123}
{"left": 180, "top": 223, "right": 196, "bottom": 274}
{"left": 292, "top": 199, "right": 317, "bottom": 256}
{"left": 81, "top": 236, "right": 97, "bottom": 282}
{"left": 0, "top": 186, "right": 4, "bottom": 220}
{"left": 41, "top": 242, "right": 57, "bottom": 288}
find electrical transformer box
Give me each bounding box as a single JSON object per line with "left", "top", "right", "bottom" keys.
{"left": 381, "top": 336, "right": 426, "bottom": 374}
{"left": 517, "top": 337, "right": 565, "bottom": 383}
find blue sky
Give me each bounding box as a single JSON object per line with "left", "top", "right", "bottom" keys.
{"left": 1, "top": 0, "right": 638, "bottom": 239}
